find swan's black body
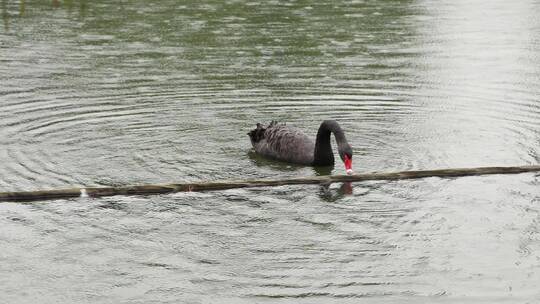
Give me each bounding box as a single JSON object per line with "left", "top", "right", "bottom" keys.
{"left": 248, "top": 120, "right": 353, "bottom": 170}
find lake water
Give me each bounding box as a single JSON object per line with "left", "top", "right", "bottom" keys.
{"left": 1, "top": 0, "right": 540, "bottom": 303}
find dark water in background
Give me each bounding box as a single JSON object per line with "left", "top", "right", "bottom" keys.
{"left": 1, "top": 0, "right": 540, "bottom": 302}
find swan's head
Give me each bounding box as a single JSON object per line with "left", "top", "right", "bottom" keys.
{"left": 338, "top": 145, "right": 353, "bottom": 175}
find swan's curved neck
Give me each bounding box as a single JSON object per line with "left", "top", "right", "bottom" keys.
{"left": 313, "top": 120, "right": 347, "bottom": 166}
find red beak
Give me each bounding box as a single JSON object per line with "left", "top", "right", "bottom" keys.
{"left": 344, "top": 154, "right": 353, "bottom": 175}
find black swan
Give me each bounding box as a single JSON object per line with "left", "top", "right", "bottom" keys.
{"left": 248, "top": 120, "right": 353, "bottom": 174}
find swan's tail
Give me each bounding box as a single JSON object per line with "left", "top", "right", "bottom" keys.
{"left": 248, "top": 123, "right": 265, "bottom": 143}
{"left": 248, "top": 121, "right": 282, "bottom": 143}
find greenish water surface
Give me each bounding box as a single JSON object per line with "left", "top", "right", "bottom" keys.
{"left": 1, "top": 0, "right": 540, "bottom": 303}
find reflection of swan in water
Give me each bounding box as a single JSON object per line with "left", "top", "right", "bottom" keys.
{"left": 248, "top": 151, "right": 355, "bottom": 201}
{"left": 318, "top": 182, "right": 354, "bottom": 202}
{"left": 315, "top": 166, "right": 354, "bottom": 201}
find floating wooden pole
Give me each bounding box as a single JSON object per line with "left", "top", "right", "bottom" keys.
{"left": 0, "top": 165, "right": 539, "bottom": 202}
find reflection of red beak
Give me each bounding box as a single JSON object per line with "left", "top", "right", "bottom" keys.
{"left": 344, "top": 155, "right": 353, "bottom": 175}
{"left": 341, "top": 182, "right": 353, "bottom": 194}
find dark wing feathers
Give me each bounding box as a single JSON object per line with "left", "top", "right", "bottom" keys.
{"left": 248, "top": 121, "right": 315, "bottom": 165}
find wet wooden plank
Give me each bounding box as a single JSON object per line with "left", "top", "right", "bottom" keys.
{"left": 1, "top": 165, "right": 539, "bottom": 202}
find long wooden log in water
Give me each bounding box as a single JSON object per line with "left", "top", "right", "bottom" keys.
{"left": 0, "top": 165, "right": 539, "bottom": 202}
